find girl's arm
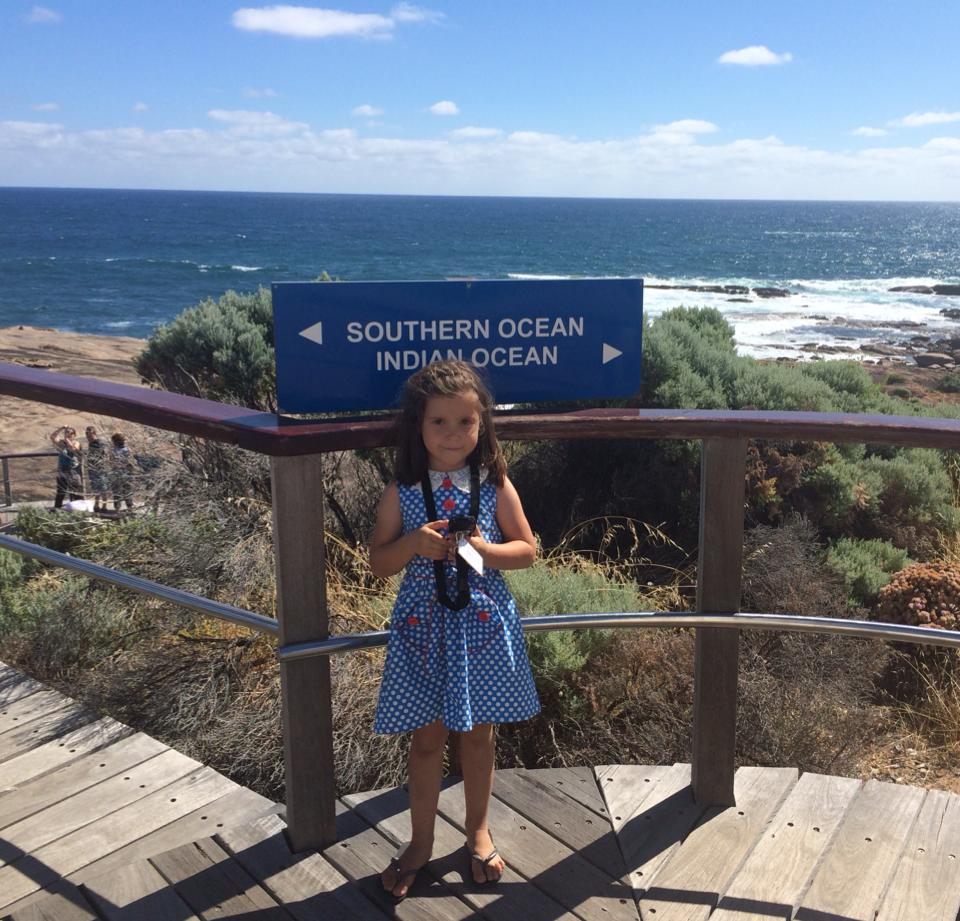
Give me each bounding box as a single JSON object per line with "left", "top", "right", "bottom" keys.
{"left": 368, "top": 482, "right": 451, "bottom": 578}
{"left": 469, "top": 475, "right": 536, "bottom": 570}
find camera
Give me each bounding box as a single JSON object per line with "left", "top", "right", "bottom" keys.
{"left": 448, "top": 515, "right": 476, "bottom": 538}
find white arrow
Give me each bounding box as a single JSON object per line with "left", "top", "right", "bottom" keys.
{"left": 602, "top": 343, "right": 623, "bottom": 365}
{"left": 299, "top": 321, "right": 324, "bottom": 346}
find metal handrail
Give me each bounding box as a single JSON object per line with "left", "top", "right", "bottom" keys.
{"left": 0, "top": 533, "right": 279, "bottom": 636}
{"left": 1, "top": 451, "right": 58, "bottom": 507}
{"left": 4, "top": 531, "right": 956, "bottom": 660}
{"left": 277, "top": 610, "right": 960, "bottom": 660}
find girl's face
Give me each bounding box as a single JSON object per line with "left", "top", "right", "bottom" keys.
{"left": 420, "top": 391, "right": 481, "bottom": 471}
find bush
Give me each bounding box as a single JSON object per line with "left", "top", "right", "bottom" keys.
{"left": 826, "top": 538, "right": 913, "bottom": 605}
{"left": 876, "top": 561, "right": 960, "bottom": 629}
{"left": 135, "top": 287, "right": 275, "bottom": 410}
{"left": 937, "top": 370, "right": 960, "bottom": 393}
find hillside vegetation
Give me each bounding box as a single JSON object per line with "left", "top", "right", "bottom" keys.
{"left": 3, "top": 289, "right": 960, "bottom": 798}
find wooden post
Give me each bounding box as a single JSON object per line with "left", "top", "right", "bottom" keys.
{"left": 271, "top": 454, "right": 337, "bottom": 850}
{"left": 691, "top": 437, "right": 747, "bottom": 806}
{"left": 2, "top": 458, "right": 10, "bottom": 507}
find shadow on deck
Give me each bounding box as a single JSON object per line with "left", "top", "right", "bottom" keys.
{"left": 1, "top": 660, "right": 958, "bottom": 921}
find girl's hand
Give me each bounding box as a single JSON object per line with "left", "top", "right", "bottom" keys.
{"left": 413, "top": 519, "right": 451, "bottom": 561}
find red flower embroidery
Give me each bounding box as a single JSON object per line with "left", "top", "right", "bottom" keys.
{"left": 442, "top": 477, "right": 453, "bottom": 488}
{"left": 478, "top": 610, "right": 490, "bottom": 622}
{"left": 442, "top": 497, "right": 456, "bottom": 511}
{"left": 407, "top": 615, "right": 419, "bottom": 626}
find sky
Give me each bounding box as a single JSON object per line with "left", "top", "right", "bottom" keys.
{"left": 2, "top": 0, "right": 960, "bottom": 200}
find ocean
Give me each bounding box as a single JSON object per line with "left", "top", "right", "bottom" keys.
{"left": 2, "top": 187, "right": 959, "bottom": 358}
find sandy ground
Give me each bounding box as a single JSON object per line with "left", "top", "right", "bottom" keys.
{"left": 0, "top": 326, "right": 147, "bottom": 502}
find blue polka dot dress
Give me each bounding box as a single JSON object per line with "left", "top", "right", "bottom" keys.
{"left": 374, "top": 467, "right": 541, "bottom": 734}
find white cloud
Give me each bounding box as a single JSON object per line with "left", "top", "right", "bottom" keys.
{"left": 244, "top": 87, "right": 279, "bottom": 98}
{"left": 352, "top": 104, "right": 384, "bottom": 117}
{"left": 132, "top": 101, "right": 149, "bottom": 113}
{"left": 232, "top": 4, "right": 441, "bottom": 39}
{"left": 429, "top": 100, "right": 459, "bottom": 116}
{"left": 718, "top": 45, "right": 792, "bottom": 66}
{"left": 24, "top": 6, "right": 61, "bottom": 23}
{"left": 893, "top": 111, "right": 960, "bottom": 128}
{"left": 207, "top": 109, "right": 309, "bottom": 134}
{"left": 852, "top": 126, "right": 887, "bottom": 137}
{"left": 451, "top": 126, "right": 501, "bottom": 139}
{"left": 390, "top": 3, "right": 443, "bottom": 24}
{"left": 32, "top": 102, "right": 60, "bottom": 112}
{"left": 3, "top": 116, "right": 959, "bottom": 200}
{"left": 654, "top": 119, "right": 718, "bottom": 135}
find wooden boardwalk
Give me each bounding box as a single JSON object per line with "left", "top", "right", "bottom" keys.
{"left": 2, "top": 661, "right": 960, "bottom": 921}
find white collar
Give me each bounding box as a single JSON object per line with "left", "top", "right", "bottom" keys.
{"left": 425, "top": 466, "right": 488, "bottom": 492}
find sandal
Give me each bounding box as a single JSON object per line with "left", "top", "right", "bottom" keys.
{"left": 383, "top": 855, "right": 422, "bottom": 901}
{"left": 467, "top": 842, "right": 504, "bottom": 884}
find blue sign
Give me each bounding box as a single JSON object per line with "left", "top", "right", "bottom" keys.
{"left": 272, "top": 278, "right": 643, "bottom": 412}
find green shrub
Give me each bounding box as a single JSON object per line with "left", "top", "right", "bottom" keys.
{"left": 135, "top": 287, "right": 275, "bottom": 410}
{"left": 14, "top": 507, "right": 103, "bottom": 555}
{"left": 0, "top": 549, "right": 25, "bottom": 589}
{"left": 506, "top": 558, "right": 648, "bottom": 714}
{"left": 825, "top": 538, "right": 913, "bottom": 605}
{"left": 886, "top": 372, "right": 906, "bottom": 385}
{"left": 937, "top": 370, "right": 960, "bottom": 393}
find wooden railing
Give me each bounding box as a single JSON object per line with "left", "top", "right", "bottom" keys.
{"left": 3, "top": 360, "right": 960, "bottom": 851}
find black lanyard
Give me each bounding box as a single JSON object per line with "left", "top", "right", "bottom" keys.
{"left": 421, "top": 461, "right": 480, "bottom": 611}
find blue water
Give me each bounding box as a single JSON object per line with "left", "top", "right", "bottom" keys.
{"left": 2, "top": 187, "right": 960, "bottom": 356}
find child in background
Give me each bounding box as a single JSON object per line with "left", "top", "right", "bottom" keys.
{"left": 369, "top": 359, "right": 540, "bottom": 900}
{"left": 50, "top": 425, "right": 83, "bottom": 509}
{"left": 84, "top": 426, "right": 109, "bottom": 513}
{"left": 109, "top": 431, "right": 135, "bottom": 511}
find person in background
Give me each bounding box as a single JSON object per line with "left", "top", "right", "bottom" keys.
{"left": 109, "top": 431, "right": 135, "bottom": 511}
{"left": 84, "top": 426, "right": 110, "bottom": 513}
{"left": 50, "top": 425, "right": 84, "bottom": 509}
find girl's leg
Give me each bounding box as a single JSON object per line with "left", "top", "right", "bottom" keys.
{"left": 382, "top": 719, "right": 448, "bottom": 897}
{"left": 460, "top": 722, "right": 505, "bottom": 883}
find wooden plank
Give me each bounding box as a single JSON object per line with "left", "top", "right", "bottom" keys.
{"left": 66, "top": 786, "right": 276, "bottom": 886}
{"left": 712, "top": 772, "right": 861, "bottom": 921}
{"left": 0, "top": 765, "right": 239, "bottom": 910}
{"left": 324, "top": 800, "right": 476, "bottom": 921}
{"left": 520, "top": 767, "right": 610, "bottom": 818}
{"left": 639, "top": 766, "right": 797, "bottom": 921}
{"left": 610, "top": 763, "right": 704, "bottom": 899}
{"left": 347, "top": 784, "right": 581, "bottom": 921}
{"left": 83, "top": 860, "right": 201, "bottom": 921}
{"left": 796, "top": 779, "right": 925, "bottom": 921}
{"left": 691, "top": 436, "right": 747, "bottom": 807}
{"left": 437, "top": 777, "right": 637, "bottom": 921}
{"left": 149, "top": 838, "right": 291, "bottom": 920}
{"left": 0, "top": 733, "right": 168, "bottom": 831}
{"left": 596, "top": 764, "right": 672, "bottom": 834}
{"left": 0, "top": 691, "right": 77, "bottom": 734}
{"left": 875, "top": 788, "right": 960, "bottom": 921}
{"left": 0, "top": 749, "right": 202, "bottom": 864}
{"left": 217, "top": 812, "right": 389, "bottom": 921}
{"left": 0, "top": 718, "right": 133, "bottom": 792}
{"left": 271, "top": 453, "right": 336, "bottom": 851}
{"left": 5, "top": 881, "right": 99, "bottom": 921}
{"left": 493, "top": 770, "right": 626, "bottom": 877}
{"left": 0, "top": 664, "right": 46, "bottom": 707}
{"left": 0, "top": 705, "right": 97, "bottom": 764}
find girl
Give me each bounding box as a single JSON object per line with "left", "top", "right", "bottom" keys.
{"left": 370, "top": 359, "right": 540, "bottom": 900}
{"left": 109, "top": 431, "right": 135, "bottom": 511}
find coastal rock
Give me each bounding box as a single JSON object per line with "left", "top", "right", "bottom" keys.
{"left": 727, "top": 297, "right": 752, "bottom": 302}
{"left": 644, "top": 283, "right": 751, "bottom": 295}
{"left": 860, "top": 344, "right": 901, "bottom": 356}
{"left": 891, "top": 285, "right": 960, "bottom": 296}
{"left": 753, "top": 287, "right": 790, "bottom": 298}
{"left": 914, "top": 352, "right": 954, "bottom": 368}
{"left": 940, "top": 308, "right": 960, "bottom": 319}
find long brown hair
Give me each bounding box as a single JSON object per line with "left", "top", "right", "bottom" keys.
{"left": 394, "top": 360, "right": 506, "bottom": 486}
